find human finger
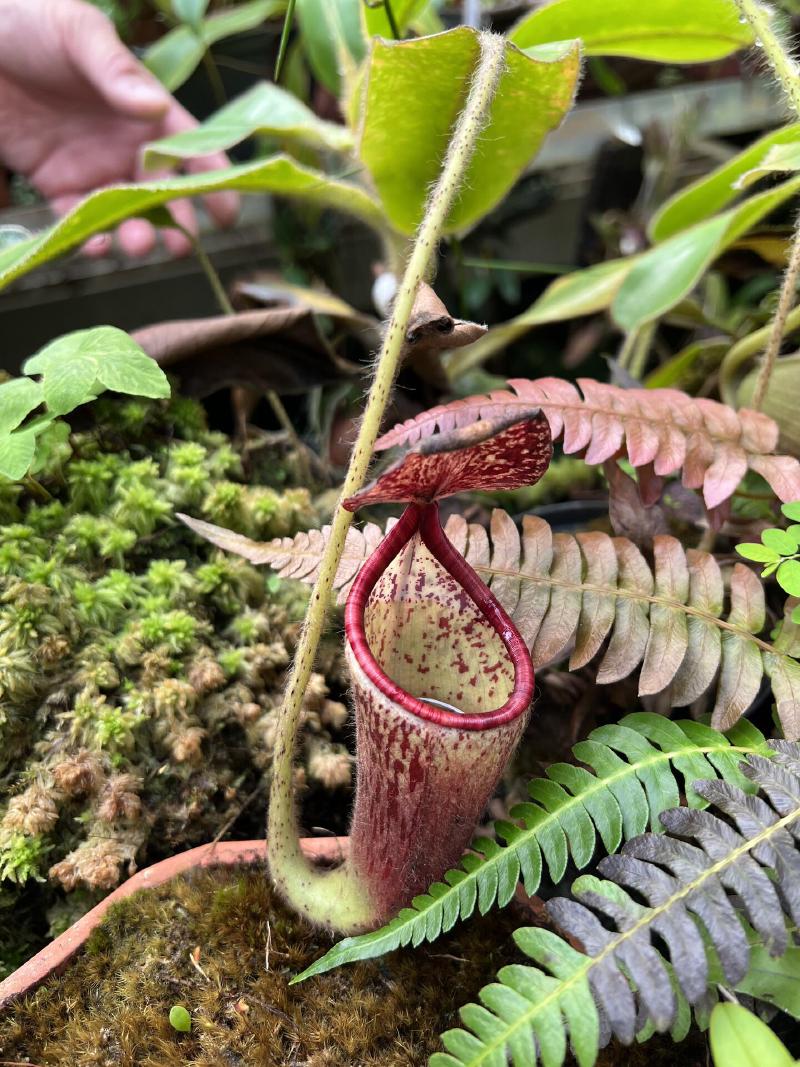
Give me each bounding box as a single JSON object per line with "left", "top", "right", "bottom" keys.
{"left": 63, "top": 2, "right": 170, "bottom": 120}
{"left": 117, "top": 218, "right": 157, "bottom": 258}
{"left": 159, "top": 102, "right": 240, "bottom": 228}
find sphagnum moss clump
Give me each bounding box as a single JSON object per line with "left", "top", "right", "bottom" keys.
{"left": 0, "top": 394, "right": 351, "bottom": 978}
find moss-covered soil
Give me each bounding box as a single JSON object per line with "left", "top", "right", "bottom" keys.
{"left": 0, "top": 862, "right": 521, "bottom": 1065}
{"left": 0, "top": 862, "right": 714, "bottom": 1066}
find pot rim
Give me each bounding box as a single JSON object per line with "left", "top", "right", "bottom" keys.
{"left": 0, "top": 836, "right": 347, "bottom": 1010}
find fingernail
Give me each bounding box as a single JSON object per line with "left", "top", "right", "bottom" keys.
{"left": 119, "top": 76, "right": 167, "bottom": 107}
{"left": 86, "top": 235, "right": 107, "bottom": 250}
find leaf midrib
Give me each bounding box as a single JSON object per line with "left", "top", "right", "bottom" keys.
{"left": 380, "top": 393, "right": 773, "bottom": 454}
{"left": 459, "top": 787, "right": 800, "bottom": 1067}
{"left": 477, "top": 562, "right": 787, "bottom": 660}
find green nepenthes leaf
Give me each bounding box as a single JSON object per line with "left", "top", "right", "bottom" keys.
{"left": 0, "top": 158, "right": 386, "bottom": 291}
{"left": 295, "top": 0, "right": 365, "bottom": 96}
{"left": 143, "top": 81, "right": 353, "bottom": 168}
{"left": 509, "top": 0, "right": 754, "bottom": 63}
{"left": 446, "top": 259, "right": 630, "bottom": 376}
{"left": 144, "top": 0, "right": 285, "bottom": 91}
{"left": 358, "top": 28, "right": 580, "bottom": 235}
{"left": 23, "top": 327, "right": 170, "bottom": 416}
{"left": 450, "top": 171, "right": 800, "bottom": 370}
{"left": 612, "top": 174, "right": 800, "bottom": 330}
{"left": 710, "top": 1003, "right": 795, "bottom": 1067}
{"left": 650, "top": 123, "right": 800, "bottom": 241}
{"left": 291, "top": 715, "right": 769, "bottom": 983}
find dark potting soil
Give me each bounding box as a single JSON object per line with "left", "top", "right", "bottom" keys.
{"left": 0, "top": 862, "right": 711, "bottom": 1066}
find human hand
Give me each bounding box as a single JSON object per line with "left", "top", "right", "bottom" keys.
{"left": 0, "top": 0, "right": 239, "bottom": 257}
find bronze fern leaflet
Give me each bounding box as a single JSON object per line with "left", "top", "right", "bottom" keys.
{"left": 181, "top": 511, "right": 800, "bottom": 737}
{"left": 375, "top": 378, "right": 800, "bottom": 511}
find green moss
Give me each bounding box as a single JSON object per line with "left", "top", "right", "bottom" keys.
{"left": 0, "top": 393, "right": 346, "bottom": 977}
{"left": 0, "top": 864, "right": 713, "bottom": 1066}
{"left": 0, "top": 864, "right": 522, "bottom": 1065}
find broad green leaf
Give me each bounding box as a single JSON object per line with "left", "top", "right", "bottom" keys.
{"left": 763, "top": 527, "right": 799, "bottom": 555}
{"left": 144, "top": 0, "right": 285, "bottom": 91}
{"left": 736, "top": 543, "right": 781, "bottom": 564}
{"left": 296, "top": 0, "right": 366, "bottom": 95}
{"left": 358, "top": 28, "right": 580, "bottom": 235}
{"left": 613, "top": 213, "right": 730, "bottom": 332}
{"left": 0, "top": 158, "right": 387, "bottom": 291}
{"left": 172, "top": 0, "right": 209, "bottom": 25}
{"left": 778, "top": 559, "right": 800, "bottom": 596}
{"left": 144, "top": 82, "right": 353, "bottom": 168}
{"left": 613, "top": 174, "right": 800, "bottom": 330}
{"left": 737, "top": 139, "right": 800, "bottom": 187}
{"left": 650, "top": 123, "right": 800, "bottom": 241}
{"left": 35, "top": 353, "right": 97, "bottom": 416}
{"left": 0, "top": 378, "right": 43, "bottom": 435}
{"left": 24, "top": 327, "right": 170, "bottom": 416}
{"left": 736, "top": 944, "right": 800, "bottom": 1020}
{"left": 362, "top": 0, "right": 429, "bottom": 37}
{"left": 0, "top": 427, "right": 38, "bottom": 481}
{"left": 509, "top": 0, "right": 754, "bottom": 62}
{"left": 783, "top": 501, "right": 800, "bottom": 521}
{"left": 709, "top": 1003, "right": 795, "bottom": 1067}
{"left": 445, "top": 258, "right": 630, "bottom": 378}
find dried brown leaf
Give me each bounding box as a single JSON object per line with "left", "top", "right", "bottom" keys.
{"left": 132, "top": 306, "right": 361, "bottom": 398}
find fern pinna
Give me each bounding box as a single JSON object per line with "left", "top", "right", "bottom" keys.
{"left": 432, "top": 741, "right": 800, "bottom": 1067}
{"left": 375, "top": 378, "right": 800, "bottom": 512}
{"left": 293, "top": 714, "right": 770, "bottom": 982}
{"left": 183, "top": 509, "right": 800, "bottom": 737}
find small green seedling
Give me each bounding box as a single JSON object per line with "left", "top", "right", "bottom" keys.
{"left": 169, "top": 1004, "right": 192, "bottom": 1033}
{"left": 737, "top": 501, "right": 800, "bottom": 622}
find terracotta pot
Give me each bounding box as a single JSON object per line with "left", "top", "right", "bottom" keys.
{"left": 0, "top": 837, "right": 346, "bottom": 1010}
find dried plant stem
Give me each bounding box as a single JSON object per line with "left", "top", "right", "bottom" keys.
{"left": 185, "top": 226, "right": 309, "bottom": 476}
{"left": 186, "top": 228, "right": 235, "bottom": 316}
{"left": 732, "top": 0, "right": 800, "bottom": 409}
{"left": 267, "top": 32, "right": 508, "bottom": 932}
{"left": 753, "top": 208, "right": 800, "bottom": 410}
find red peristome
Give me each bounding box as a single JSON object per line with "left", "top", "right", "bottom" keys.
{"left": 344, "top": 413, "right": 552, "bottom": 511}
{"left": 345, "top": 503, "right": 533, "bottom": 730}
{"left": 344, "top": 501, "right": 533, "bottom": 920}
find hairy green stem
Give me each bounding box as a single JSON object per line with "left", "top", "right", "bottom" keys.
{"left": 726, "top": 1, "right": 800, "bottom": 409}
{"left": 719, "top": 301, "right": 800, "bottom": 406}
{"left": 733, "top": 0, "right": 800, "bottom": 113}
{"left": 753, "top": 208, "right": 800, "bottom": 410}
{"left": 267, "top": 31, "right": 508, "bottom": 932}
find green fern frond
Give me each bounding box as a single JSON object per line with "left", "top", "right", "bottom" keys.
{"left": 292, "top": 714, "right": 769, "bottom": 983}
{"left": 433, "top": 741, "right": 800, "bottom": 1067}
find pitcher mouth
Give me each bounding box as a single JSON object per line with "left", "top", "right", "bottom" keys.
{"left": 345, "top": 502, "right": 534, "bottom": 731}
